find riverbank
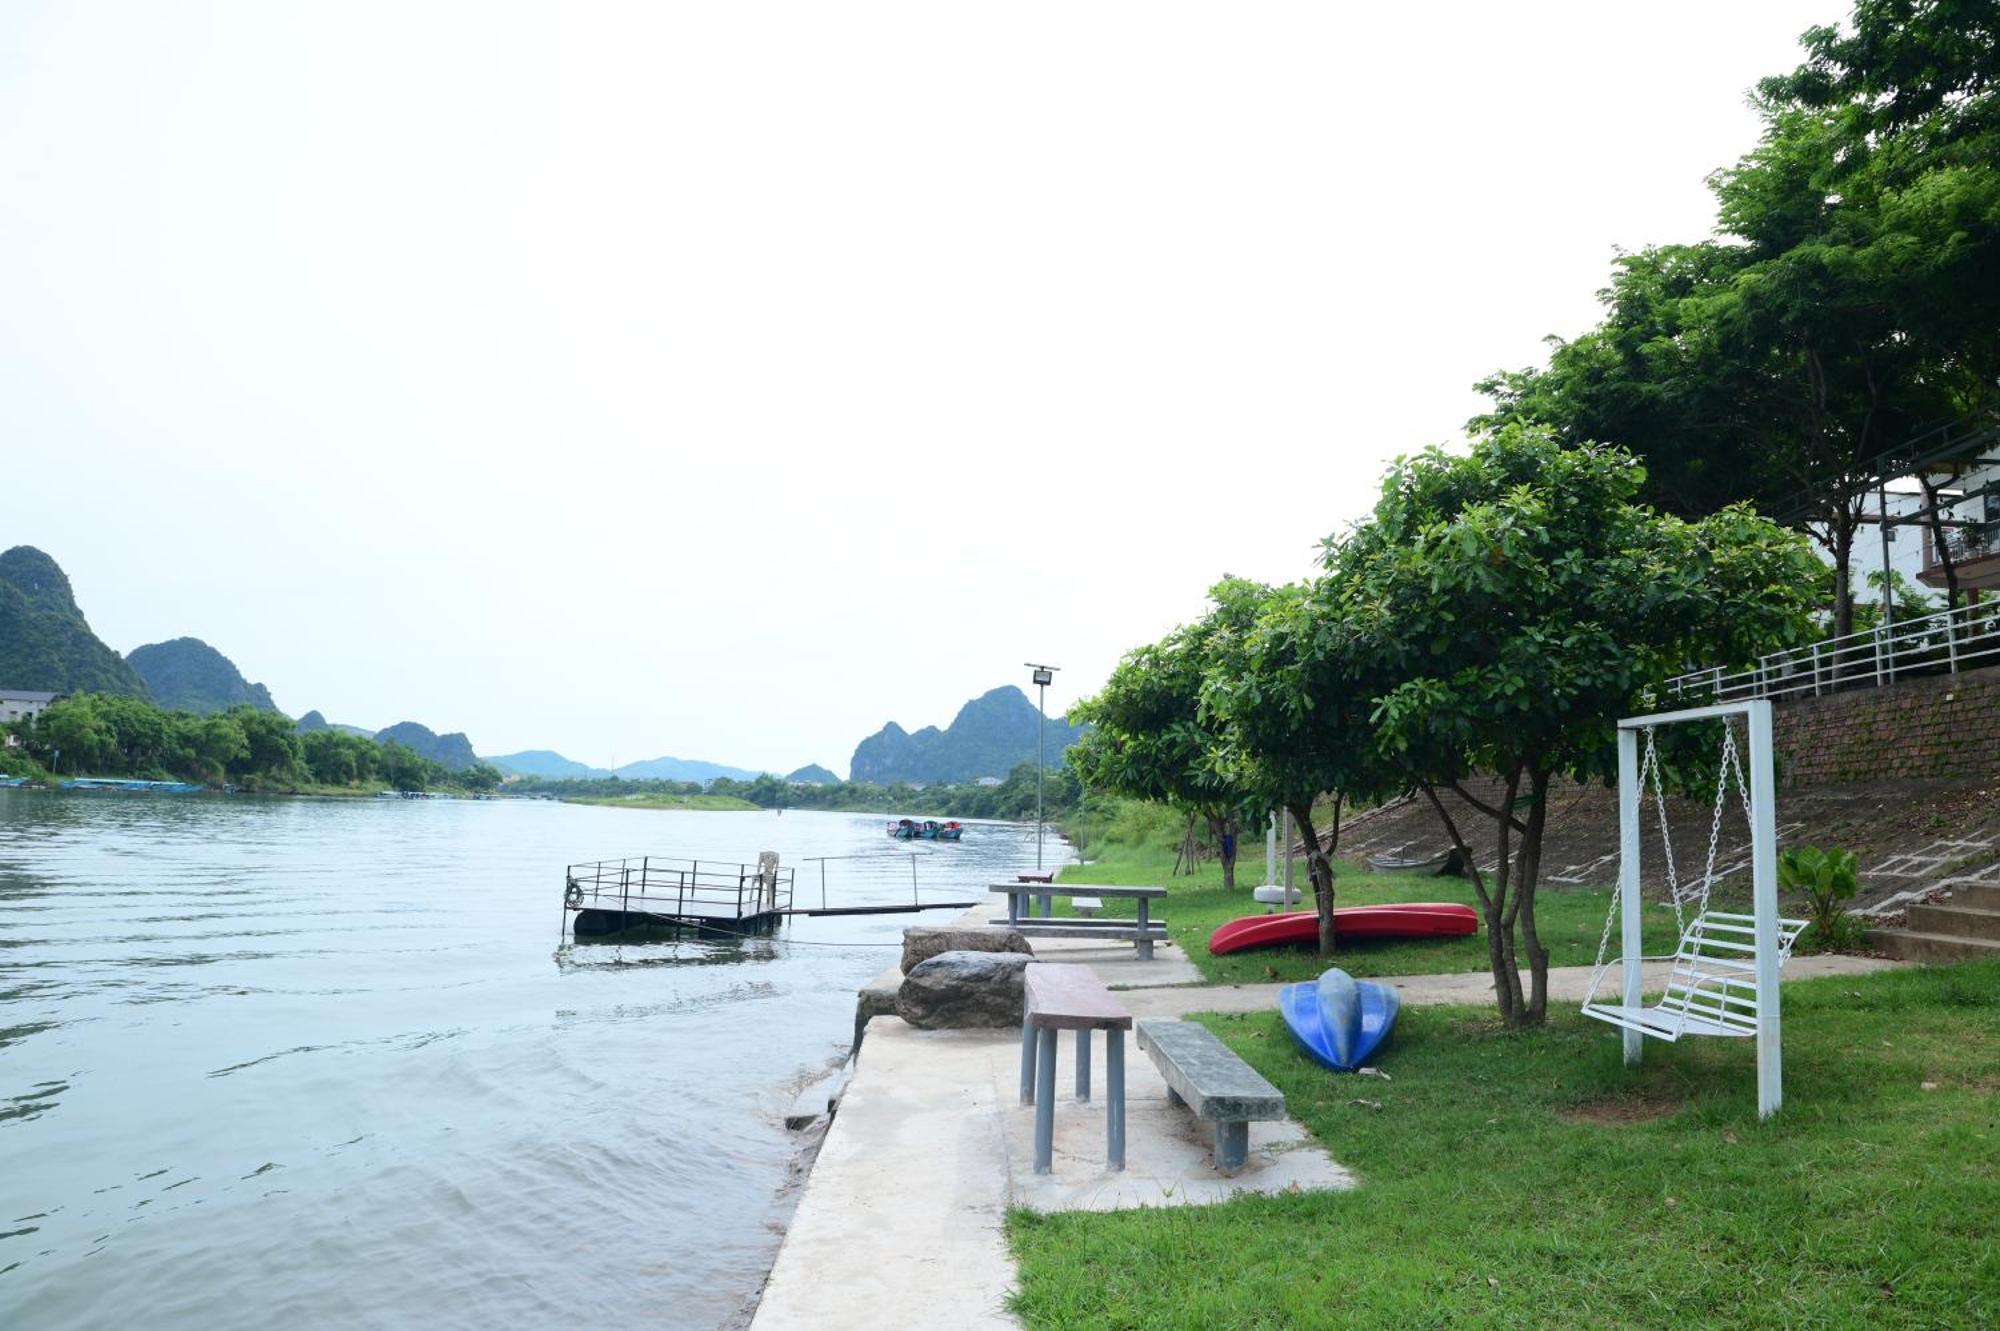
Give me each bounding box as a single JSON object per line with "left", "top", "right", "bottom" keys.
{"left": 756, "top": 820, "right": 1994, "bottom": 1329}
{"left": 562, "top": 792, "right": 763, "bottom": 812}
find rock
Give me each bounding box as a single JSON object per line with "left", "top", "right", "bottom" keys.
{"left": 895, "top": 951, "right": 1035, "bottom": 1030}
{"left": 900, "top": 925, "right": 1031, "bottom": 975}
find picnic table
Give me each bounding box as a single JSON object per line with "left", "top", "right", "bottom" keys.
{"left": 988, "top": 882, "right": 1169, "bottom": 960}
{"left": 1021, "top": 962, "right": 1134, "bottom": 1173}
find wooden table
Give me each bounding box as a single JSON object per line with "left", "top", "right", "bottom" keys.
{"left": 989, "top": 882, "right": 1169, "bottom": 960}
{"left": 1021, "top": 963, "right": 1134, "bottom": 1173}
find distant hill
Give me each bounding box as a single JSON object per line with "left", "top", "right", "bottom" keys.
{"left": 486, "top": 750, "right": 614, "bottom": 780}
{"left": 614, "top": 755, "right": 764, "bottom": 783}
{"left": 294, "top": 710, "right": 374, "bottom": 738}
{"left": 375, "top": 721, "right": 479, "bottom": 772}
{"left": 786, "top": 763, "right": 839, "bottom": 785}
{"left": 849, "top": 685, "right": 1085, "bottom": 785}
{"left": 126, "top": 637, "right": 279, "bottom": 715}
{"left": 0, "top": 546, "right": 149, "bottom": 697}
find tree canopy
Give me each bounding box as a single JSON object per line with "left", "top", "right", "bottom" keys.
{"left": 1326, "top": 427, "right": 1820, "bottom": 1024}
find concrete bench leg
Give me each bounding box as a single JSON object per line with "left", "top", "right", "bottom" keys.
{"left": 1166, "top": 1086, "right": 1186, "bottom": 1110}
{"left": 1107, "top": 1029, "right": 1125, "bottom": 1171}
{"left": 1020, "top": 1016, "right": 1036, "bottom": 1105}
{"left": 1076, "top": 1028, "right": 1091, "bottom": 1102}
{"left": 1034, "top": 1027, "right": 1058, "bottom": 1174}
{"left": 1215, "top": 1120, "right": 1249, "bottom": 1173}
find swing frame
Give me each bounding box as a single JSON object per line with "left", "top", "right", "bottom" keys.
{"left": 1610, "top": 699, "right": 1786, "bottom": 1119}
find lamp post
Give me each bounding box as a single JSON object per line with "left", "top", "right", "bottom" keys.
{"left": 1025, "top": 663, "right": 1058, "bottom": 909}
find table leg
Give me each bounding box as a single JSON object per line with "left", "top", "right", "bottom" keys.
{"left": 1020, "top": 1015, "right": 1036, "bottom": 1105}
{"left": 1106, "top": 1028, "right": 1125, "bottom": 1171}
{"left": 1136, "top": 897, "right": 1154, "bottom": 960}
{"left": 1007, "top": 891, "right": 1020, "bottom": 927}
{"left": 1034, "top": 1027, "right": 1057, "bottom": 1174}
{"left": 1038, "top": 892, "right": 1052, "bottom": 918}
{"left": 1075, "top": 1027, "right": 1091, "bottom": 1102}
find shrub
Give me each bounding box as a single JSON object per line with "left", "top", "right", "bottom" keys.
{"left": 1779, "top": 845, "right": 1863, "bottom": 951}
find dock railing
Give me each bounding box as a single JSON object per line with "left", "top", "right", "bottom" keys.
{"left": 1664, "top": 597, "right": 2000, "bottom": 705}
{"left": 564, "top": 855, "right": 795, "bottom": 921}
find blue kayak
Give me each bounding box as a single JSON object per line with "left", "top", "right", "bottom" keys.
{"left": 1278, "top": 968, "right": 1401, "bottom": 1071}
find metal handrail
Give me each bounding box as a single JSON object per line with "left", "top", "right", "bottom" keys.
{"left": 564, "top": 855, "right": 795, "bottom": 918}
{"left": 1665, "top": 596, "right": 2000, "bottom": 704}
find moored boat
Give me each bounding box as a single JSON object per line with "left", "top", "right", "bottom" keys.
{"left": 935, "top": 821, "right": 965, "bottom": 841}
{"left": 1279, "top": 967, "right": 1400, "bottom": 1071}
{"left": 1207, "top": 902, "right": 1478, "bottom": 955}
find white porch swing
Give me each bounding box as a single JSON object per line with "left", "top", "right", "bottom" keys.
{"left": 1578, "top": 700, "right": 1807, "bottom": 1118}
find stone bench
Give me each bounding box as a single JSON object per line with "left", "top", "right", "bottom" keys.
{"left": 1069, "top": 896, "right": 1103, "bottom": 916}
{"left": 1136, "top": 1018, "right": 1286, "bottom": 1173}
{"left": 1021, "top": 963, "right": 1134, "bottom": 1173}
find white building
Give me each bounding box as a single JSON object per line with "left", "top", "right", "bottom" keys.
{"left": 1815, "top": 428, "right": 2000, "bottom": 612}
{"left": 0, "top": 689, "right": 58, "bottom": 744}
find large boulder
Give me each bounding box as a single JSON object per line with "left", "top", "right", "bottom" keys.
{"left": 900, "top": 925, "right": 1031, "bottom": 975}
{"left": 895, "top": 951, "right": 1035, "bottom": 1030}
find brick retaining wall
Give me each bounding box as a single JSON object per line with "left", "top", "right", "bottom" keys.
{"left": 1776, "top": 662, "right": 2000, "bottom": 788}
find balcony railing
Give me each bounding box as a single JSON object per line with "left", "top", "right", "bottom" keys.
{"left": 1665, "top": 597, "right": 2000, "bottom": 704}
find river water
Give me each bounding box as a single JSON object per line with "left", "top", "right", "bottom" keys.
{"left": 0, "top": 792, "right": 1059, "bottom": 1329}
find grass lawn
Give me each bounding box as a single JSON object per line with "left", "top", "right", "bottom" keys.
{"left": 1008, "top": 960, "right": 1999, "bottom": 1329}
{"left": 1054, "top": 834, "right": 1685, "bottom": 984}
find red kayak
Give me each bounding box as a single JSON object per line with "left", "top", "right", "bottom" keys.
{"left": 1208, "top": 903, "right": 1479, "bottom": 955}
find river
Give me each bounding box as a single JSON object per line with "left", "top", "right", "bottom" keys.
{"left": 0, "top": 791, "right": 1060, "bottom": 1329}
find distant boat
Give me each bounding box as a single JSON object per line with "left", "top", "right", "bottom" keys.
{"left": 59, "top": 777, "right": 203, "bottom": 795}
{"left": 888, "top": 818, "right": 920, "bottom": 840}
{"left": 936, "top": 821, "right": 965, "bottom": 841}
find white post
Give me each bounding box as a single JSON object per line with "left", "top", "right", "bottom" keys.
{"left": 1265, "top": 810, "right": 1276, "bottom": 886}
{"left": 1282, "top": 809, "right": 1296, "bottom": 907}
{"left": 1747, "top": 700, "right": 1783, "bottom": 1119}
{"left": 1617, "top": 726, "right": 1644, "bottom": 1068}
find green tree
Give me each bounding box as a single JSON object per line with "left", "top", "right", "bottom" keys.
{"left": 378, "top": 740, "right": 434, "bottom": 792}
{"left": 1331, "top": 427, "right": 1820, "bottom": 1025}
{"left": 1200, "top": 579, "right": 1402, "bottom": 955}
{"left": 31, "top": 696, "right": 115, "bottom": 774}
{"left": 1068, "top": 580, "right": 1269, "bottom": 892}
{"left": 1477, "top": 1, "right": 2000, "bottom": 632}
{"left": 457, "top": 761, "right": 504, "bottom": 793}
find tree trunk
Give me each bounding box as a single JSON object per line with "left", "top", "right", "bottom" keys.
{"left": 1516, "top": 770, "right": 1553, "bottom": 1024}
{"left": 1207, "top": 814, "right": 1240, "bottom": 892}
{"left": 1917, "top": 472, "right": 1962, "bottom": 610}
{"left": 1420, "top": 780, "right": 1523, "bottom": 1025}
{"left": 1290, "top": 796, "right": 1340, "bottom": 958}
{"left": 1830, "top": 507, "right": 1856, "bottom": 640}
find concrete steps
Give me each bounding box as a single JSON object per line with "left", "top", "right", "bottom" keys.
{"left": 1870, "top": 880, "right": 2000, "bottom": 962}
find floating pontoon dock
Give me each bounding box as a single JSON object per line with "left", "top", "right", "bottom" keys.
{"left": 563, "top": 853, "right": 977, "bottom": 938}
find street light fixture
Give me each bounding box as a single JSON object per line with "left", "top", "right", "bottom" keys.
{"left": 1024, "top": 663, "right": 1059, "bottom": 895}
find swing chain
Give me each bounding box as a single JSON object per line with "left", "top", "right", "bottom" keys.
{"left": 1583, "top": 719, "right": 1748, "bottom": 1013}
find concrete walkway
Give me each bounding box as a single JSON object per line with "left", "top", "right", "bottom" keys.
{"left": 1116, "top": 952, "right": 1906, "bottom": 1019}
{"left": 752, "top": 1017, "right": 1352, "bottom": 1331}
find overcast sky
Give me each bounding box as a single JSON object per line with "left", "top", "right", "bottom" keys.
{"left": 3, "top": 1, "right": 1838, "bottom": 775}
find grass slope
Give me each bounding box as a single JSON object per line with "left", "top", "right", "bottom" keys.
{"left": 1056, "top": 832, "right": 1683, "bottom": 984}
{"left": 1009, "top": 961, "right": 1999, "bottom": 1329}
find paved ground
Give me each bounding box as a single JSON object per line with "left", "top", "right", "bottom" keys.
{"left": 751, "top": 1018, "right": 1352, "bottom": 1331}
